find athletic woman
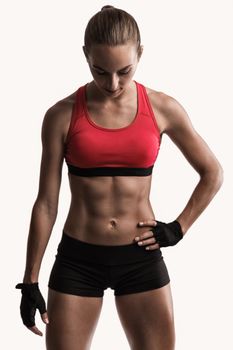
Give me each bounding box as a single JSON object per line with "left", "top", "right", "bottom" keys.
{"left": 16, "top": 5, "right": 223, "bottom": 350}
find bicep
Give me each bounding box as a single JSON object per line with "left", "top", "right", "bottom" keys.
{"left": 163, "top": 96, "right": 221, "bottom": 175}
{"left": 35, "top": 107, "right": 65, "bottom": 213}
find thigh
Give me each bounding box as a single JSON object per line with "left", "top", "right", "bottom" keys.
{"left": 114, "top": 283, "right": 175, "bottom": 350}
{"left": 46, "top": 288, "right": 103, "bottom": 350}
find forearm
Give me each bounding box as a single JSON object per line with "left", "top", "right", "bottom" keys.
{"left": 175, "top": 169, "right": 223, "bottom": 234}
{"left": 23, "top": 200, "right": 57, "bottom": 283}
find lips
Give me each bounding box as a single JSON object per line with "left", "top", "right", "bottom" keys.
{"left": 104, "top": 88, "right": 120, "bottom": 94}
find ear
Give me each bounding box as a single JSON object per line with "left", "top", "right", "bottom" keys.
{"left": 137, "top": 45, "right": 144, "bottom": 60}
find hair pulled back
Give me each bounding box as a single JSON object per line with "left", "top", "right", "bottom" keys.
{"left": 84, "top": 5, "right": 141, "bottom": 54}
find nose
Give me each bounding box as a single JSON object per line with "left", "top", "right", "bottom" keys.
{"left": 105, "top": 74, "right": 120, "bottom": 92}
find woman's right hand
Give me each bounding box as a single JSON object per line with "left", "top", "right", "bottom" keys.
{"left": 15, "top": 282, "right": 49, "bottom": 336}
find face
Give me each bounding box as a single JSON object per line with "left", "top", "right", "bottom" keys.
{"left": 83, "top": 42, "right": 143, "bottom": 98}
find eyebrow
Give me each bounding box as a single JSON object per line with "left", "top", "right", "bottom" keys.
{"left": 92, "top": 64, "right": 132, "bottom": 72}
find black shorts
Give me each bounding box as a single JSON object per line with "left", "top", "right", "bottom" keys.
{"left": 48, "top": 232, "right": 170, "bottom": 297}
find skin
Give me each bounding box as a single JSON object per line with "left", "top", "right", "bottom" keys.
{"left": 20, "top": 41, "right": 223, "bottom": 349}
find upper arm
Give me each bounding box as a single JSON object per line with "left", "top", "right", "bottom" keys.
{"left": 157, "top": 93, "right": 222, "bottom": 176}
{"left": 35, "top": 103, "right": 70, "bottom": 214}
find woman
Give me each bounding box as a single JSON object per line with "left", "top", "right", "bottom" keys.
{"left": 16, "top": 5, "right": 223, "bottom": 350}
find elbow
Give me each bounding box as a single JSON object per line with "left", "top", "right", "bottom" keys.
{"left": 212, "top": 167, "right": 224, "bottom": 193}
{"left": 33, "top": 198, "right": 58, "bottom": 218}
{"left": 201, "top": 163, "right": 224, "bottom": 191}
{"left": 216, "top": 164, "right": 224, "bottom": 189}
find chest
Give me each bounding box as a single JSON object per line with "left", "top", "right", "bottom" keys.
{"left": 86, "top": 99, "right": 137, "bottom": 130}
{"left": 64, "top": 82, "right": 162, "bottom": 170}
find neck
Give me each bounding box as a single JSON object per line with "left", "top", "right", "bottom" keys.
{"left": 87, "top": 80, "right": 136, "bottom": 105}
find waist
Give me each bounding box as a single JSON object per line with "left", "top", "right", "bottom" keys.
{"left": 64, "top": 203, "right": 155, "bottom": 245}
{"left": 56, "top": 231, "right": 163, "bottom": 265}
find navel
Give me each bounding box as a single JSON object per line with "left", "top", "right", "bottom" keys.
{"left": 109, "top": 218, "right": 117, "bottom": 228}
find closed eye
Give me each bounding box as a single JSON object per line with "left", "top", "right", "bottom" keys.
{"left": 95, "top": 69, "right": 131, "bottom": 76}
{"left": 95, "top": 71, "right": 106, "bottom": 75}
{"left": 119, "top": 70, "right": 131, "bottom": 75}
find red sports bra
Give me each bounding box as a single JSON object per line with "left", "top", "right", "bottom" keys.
{"left": 64, "top": 80, "right": 161, "bottom": 177}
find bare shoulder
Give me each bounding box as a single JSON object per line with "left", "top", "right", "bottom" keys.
{"left": 144, "top": 85, "right": 192, "bottom": 135}
{"left": 42, "top": 91, "right": 76, "bottom": 144}
{"left": 144, "top": 85, "right": 223, "bottom": 175}
{"left": 144, "top": 86, "right": 168, "bottom": 110}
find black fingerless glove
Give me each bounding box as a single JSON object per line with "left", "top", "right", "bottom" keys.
{"left": 15, "top": 282, "right": 46, "bottom": 327}
{"left": 151, "top": 220, "right": 184, "bottom": 247}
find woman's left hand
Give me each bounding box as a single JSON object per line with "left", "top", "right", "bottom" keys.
{"left": 134, "top": 219, "right": 160, "bottom": 250}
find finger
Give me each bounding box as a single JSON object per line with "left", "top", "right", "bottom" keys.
{"left": 137, "top": 237, "right": 156, "bottom": 246}
{"left": 28, "top": 325, "right": 43, "bottom": 336}
{"left": 135, "top": 230, "right": 154, "bottom": 242}
{"left": 41, "top": 312, "right": 49, "bottom": 324}
{"left": 145, "top": 243, "right": 160, "bottom": 250}
{"left": 138, "top": 219, "right": 157, "bottom": 227}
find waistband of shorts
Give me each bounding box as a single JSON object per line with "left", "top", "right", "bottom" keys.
{"left": 56, "top": 231, "right": 163, "bottom": 265}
